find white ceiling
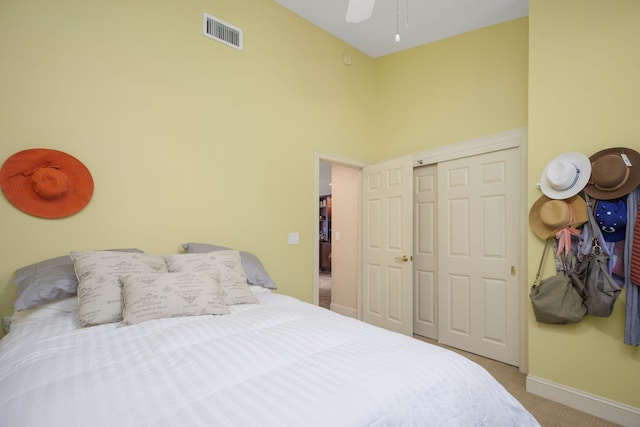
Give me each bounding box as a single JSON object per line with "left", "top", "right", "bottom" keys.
{"left": 274, "top": 0, "right": 528, "bottom": 58}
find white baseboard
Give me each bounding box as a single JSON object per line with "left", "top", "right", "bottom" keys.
{"left": 329, "top": 302, "right": 357, "bottom": 318}
{"left": 526, "top": 375, "right": 640, "bottom": 426}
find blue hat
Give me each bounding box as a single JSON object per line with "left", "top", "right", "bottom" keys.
{"left": 595, "top": 200, "right": 627, "bottom": 242}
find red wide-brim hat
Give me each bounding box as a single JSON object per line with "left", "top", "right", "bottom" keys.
{"left": 0, "top": 148, "right": 94, "bottom": 219}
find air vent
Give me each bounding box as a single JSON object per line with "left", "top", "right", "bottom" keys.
{"left": 203, "top": 13, "right": 242, "bottom": 50}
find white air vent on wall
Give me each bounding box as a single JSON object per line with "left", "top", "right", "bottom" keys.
{"left": 203, "top": 13, "right": 243, "bottom": 50}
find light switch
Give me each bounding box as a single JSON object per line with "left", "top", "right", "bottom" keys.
{"left": 335, "top": 231, "right": 341, "bottom": 241}
{"left": 288, "top": 232, "right": 299, "bottom": 245}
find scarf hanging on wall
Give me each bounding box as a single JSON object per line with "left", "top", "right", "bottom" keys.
{"left": 630, "top": 195, "right": 640, "bottom": 284}
{"left": 624, "top": 187, "right": 640, "bottom": 346}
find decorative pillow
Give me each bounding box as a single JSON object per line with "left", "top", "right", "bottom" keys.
{"left": 181, "top": 242, "right": 277, "bottom": 289}
{"left": 120, "top": 272, "right": 229, "bottom": 326}
{"left": 14, "top": 248, "right": 144, "bottom": 311}
{"left": 165, "top": 251, "right": 258, "bottom": 305}
{"left": 70, "top": 251, "right": 167, "bottom": 327}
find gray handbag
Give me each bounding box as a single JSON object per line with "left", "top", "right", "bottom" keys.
{"left": 576, "top": 198, "right": 622, "bottom": 317}
{"left": 530, "top": 239, "right": 588, "bottom": 324}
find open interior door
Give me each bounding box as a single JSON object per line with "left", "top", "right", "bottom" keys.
{"left": 362, "top": 156, "right": 413, "bottom": 335}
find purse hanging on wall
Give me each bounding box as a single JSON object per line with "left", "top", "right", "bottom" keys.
{"left": 576, "top": 195, "right": 622, "bottom": 317}
{"left": 530, "top": 239, "right": 588, "bottom": 324}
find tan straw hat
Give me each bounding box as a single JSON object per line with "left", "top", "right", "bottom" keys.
{"left": 584, "top": 147, "right": 640, "bottom": 200}
{"left": 0, "top": 148, "right": 94, "bottom": 219}
{"left": 529, "top": 194, "right": 588, "bottom": 240}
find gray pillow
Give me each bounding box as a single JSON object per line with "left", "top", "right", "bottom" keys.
{"left": 181, "top": 242, "right": 277, "bottom": 289}
{"left": 14, "top": 248, "right": 144, "bottom": 311}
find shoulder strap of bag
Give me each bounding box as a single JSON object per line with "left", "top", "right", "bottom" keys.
{"left": 533, "top": 239, "right": 551, "bottom": 287}
{"left": 567, "top": 264, "right": 588, "bottom": 300}
{"left": 583, "top": 194, "right": 609, "bottom": 257}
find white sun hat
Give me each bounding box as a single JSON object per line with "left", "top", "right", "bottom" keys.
{"left": 539, "top": 152, "right": 591, "bottom": 199}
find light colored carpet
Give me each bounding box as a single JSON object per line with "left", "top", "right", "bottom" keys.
{"left": 319, "top": 273, "right": 331, "bottom": 310}
{"left": 414, "top": 336, "right": 622, "bottom": 427}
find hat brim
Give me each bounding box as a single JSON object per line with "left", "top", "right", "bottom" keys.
{"left": 584, "top": 147, "right": 640, "bottom": 200}
{"left": 0, "top": 149, "right": 94, "bottom": 219}
{"left": 529, "top": 194, "right": 588, "bottom": 240}
{"left": 539, "top": 152, "right": 592, "bottom": 199}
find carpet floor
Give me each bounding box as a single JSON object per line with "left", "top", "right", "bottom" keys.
{"left": 319, "top": 273, "right": 331, "bottom": 310}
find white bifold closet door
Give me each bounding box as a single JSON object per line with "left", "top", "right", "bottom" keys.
{"left": 438, "top": 147, "right": 521, "bottom": 365}
{"left": 364, "top": 147, "right": 521, "bottom": 366}
{"left": 413, "top": 164, "right": 438, "bottom": 339}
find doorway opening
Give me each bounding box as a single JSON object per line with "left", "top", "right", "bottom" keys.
{"left": 319, "top": 161, "right": 332, "bottom": 310}
{"left": 314, "top": 152, "right": 368, "bottom": 318}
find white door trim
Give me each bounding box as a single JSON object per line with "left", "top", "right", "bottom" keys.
{"left": 413, "top": 128, "right": 526, "bottom": 166}
{"left": 411, "top": 128, "right": 528, "bottom": 372}
{"left": 313, "top": 152, "right": 368, "bottom": 312}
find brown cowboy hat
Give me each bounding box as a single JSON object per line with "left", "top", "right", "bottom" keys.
{"left": 529, "top": 194, "right": 588, "bottom": 240}
{"left": 0, "top": 148, "right": 94, "bottom": 218}
{"left": 584, "top": 147, "right": 640, "bottom": 200}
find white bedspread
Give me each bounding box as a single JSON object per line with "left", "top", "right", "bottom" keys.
{"left": 0, "top": 290, "right": 539, "bottom": 427}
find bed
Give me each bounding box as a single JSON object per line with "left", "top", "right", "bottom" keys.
{"left": 0, "top": 248, "right": 540, "bottom": 427}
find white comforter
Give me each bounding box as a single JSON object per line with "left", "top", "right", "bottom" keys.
{"left": 0, "top": 289, "right": 539, "bottom": 427}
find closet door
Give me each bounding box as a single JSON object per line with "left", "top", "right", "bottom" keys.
{"left": 437, "top": 148, "right": 520, "bottom": 366}
{"left": 413, "top": 164, "right": 438, "bottom": 339}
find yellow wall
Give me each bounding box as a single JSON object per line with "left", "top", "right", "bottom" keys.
{"left": 0, "top": 0, "right": 376, "bottom": 321}
{"left": 373, "top": 18, "right": 529, "bottom": 160}
{"left": 527, "top": 0, "right": 640, "bottom": 407}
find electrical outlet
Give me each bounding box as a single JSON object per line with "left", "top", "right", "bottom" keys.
{"left": 288, "top": 232, "right": 299, "bottom": 245}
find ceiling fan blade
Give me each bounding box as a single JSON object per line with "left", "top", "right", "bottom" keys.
{"left": 345, "top": 0, "right": 376, "bottom": 23}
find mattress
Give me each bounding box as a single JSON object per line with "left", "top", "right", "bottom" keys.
{"left": 0, "top": 288, "right": 540, "bottom": 426}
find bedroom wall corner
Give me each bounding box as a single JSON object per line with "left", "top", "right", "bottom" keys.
{"left": 527, "top": 0, "right": 640, "bottom": 410}
{"left": 372, "top": 17, "right": 529, "bottom": 160}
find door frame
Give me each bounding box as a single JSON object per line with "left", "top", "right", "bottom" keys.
{"left": 313, "top": 152, "right": 368, "bottom": 313}
{"left": 412, "top": 128, "right": 528, "bottom": 372}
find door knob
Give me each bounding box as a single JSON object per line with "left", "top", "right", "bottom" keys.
{"left": 394, "top": 255, "right": 410, "bottom": 263}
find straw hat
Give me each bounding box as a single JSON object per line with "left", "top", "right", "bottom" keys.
{"left": 584, "top": 147, "right": 640, "bottom": 200}
{"left": 0, "top": 148, "right": 94, "bottom": 218}
{"left": 539, "top": 152, "right": 591, "bottom": 199}
{"left": 529, "top": 194, "right": 588, "bottom": 240}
